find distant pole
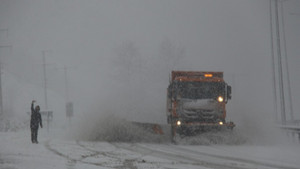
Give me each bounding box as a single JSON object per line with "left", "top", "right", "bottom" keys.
{"left": 42, "top": 51, "right": 50, "bottom": 132}
{"left": 280, "top": 0, "right": 294, "bottom": 121}
{"left": 64, "top": 65, "right": 69, "bottom": 102}
{"left": 0, "top": 45, "right": 12, "bottom": 119}
{"left": 270, "top": 0, "right": 278, "bottom": 122}
{"left": 0, "top": 62, "right": 3, "bottom": 117}
{"left": 63, "top": 65, "right": 75, "bottom": 124}
{"left": 64, "top": 66, "right": 71, "bottom": 124}
{"left": 42, "top": 51, "right": 48, "bottom": 110}
{"left": 0, "top": 29, "right": 9, "bottom": 119}
{"left": 275, "top": 0, "right": 286, "bottom": 125}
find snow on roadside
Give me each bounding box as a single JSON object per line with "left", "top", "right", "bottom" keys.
{"left": 0, "top": 130, "right": 210, "bottom": 169}
{"left": 0, "top": 130, "right": 65, "bottom": 169}
{"left": 2, "top": 128, "right": 300, "bottom": 169}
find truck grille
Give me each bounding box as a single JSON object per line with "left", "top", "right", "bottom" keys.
{"left": 182, "top": 109, "right": 216, "bottom": 120}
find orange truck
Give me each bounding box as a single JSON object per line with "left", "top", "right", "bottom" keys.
{"left": 167, "top": 71, "right": 235, "bottom": 139}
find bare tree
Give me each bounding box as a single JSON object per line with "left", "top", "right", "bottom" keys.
{"left": 159, "top": 38, "right": 185, "bottom": 72}
{"left": 112, "top": 41, "right": 141, "bottom": 81}
{"left": 110, "top": 41, "right": 143, "bottom": 116}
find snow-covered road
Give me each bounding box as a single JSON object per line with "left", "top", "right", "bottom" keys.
{"left": 1, "top": 130, "right": 300, "bottom": 169}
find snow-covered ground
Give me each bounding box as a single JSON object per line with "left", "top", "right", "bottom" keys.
{"left": 1, "top": 128, "right": 300, "bottom": 169}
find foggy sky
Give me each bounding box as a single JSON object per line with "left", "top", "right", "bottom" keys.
{"left": 0, "top": 0, "right": 299, "bottom": 125}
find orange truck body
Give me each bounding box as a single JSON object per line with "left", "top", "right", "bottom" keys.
{"left": 167, "top": 71, "right": 235, "bottom": 137}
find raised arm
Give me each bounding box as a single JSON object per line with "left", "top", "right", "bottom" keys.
{"left": 31, "top": 100, "right": 35, "bottom": 112}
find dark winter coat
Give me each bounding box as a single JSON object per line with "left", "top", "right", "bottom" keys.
{"left": 30, "top": 103, "right": 42, "bottom": 129}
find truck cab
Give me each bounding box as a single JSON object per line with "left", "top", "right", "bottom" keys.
{"left": 167, "top": 71, "right": 234, "bottom": 138}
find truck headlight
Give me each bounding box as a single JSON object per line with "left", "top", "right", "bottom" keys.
{"left": 218, "top": 96, "right": 224, "bottom": 103}
{"left": 176, "top": 120, "right": 181, "bottom": 126}
{"left": 219, "top": 121, "right": 224, "bottom": 125}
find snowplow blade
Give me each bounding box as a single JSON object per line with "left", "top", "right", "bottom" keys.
{"left": 131, "top": 122, "right": 165, "bottom": 135}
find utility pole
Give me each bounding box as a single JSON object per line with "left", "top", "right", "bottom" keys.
{"left": 270, "top": 0, "right": 278, "bottom": 122}
{"left": 63, "top": 65, "right": 75, "bottom": 124}
{"left": 64, "top": 66, "right": 71, "bottom": 124}
{"left": 42, "top": 51, "right": 50, "bottom": 110}
{"left": 0, "top": 60, "right": 3, "bottom": 118}
{"left": 42, "top": 50, "right": 52, "bottom": 132}
{"left": 275, "top": 0, "right": 286, "bottom": 125}
{"left": 0, "top": 28, "right": 9, "bottom": 119}
{"left": 280, "top": 0, "right": 294, "bottom": 121}
{"left": 64, "top": 65, "right": 69, "bottom": 102}
{"left": 0, "top": 45, "right": 12, "bottom": 119}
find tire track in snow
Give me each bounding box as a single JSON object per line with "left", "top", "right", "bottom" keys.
{"left": 166, "top": 144, "right": 300, "bottom": 169}
{"left": 77, "top": 141, "right": 195, "bottom": 169}
{"left": 45, "top": 139, "right": 295, "bottom": 169}
{"left": 75, "top": 141, "right": 120, "bottom": 161}
{"left": 113, "top": 142, "right": 241, "bottom": 169}
{"left": 114, "top": 143, "right": 300, "bottom": 169}
{"left": 45, "top": 140, "right": 142, "bottom": 169}
{"left": 76, "top": 141, "right": 150, "bottom": 169}
{"left": 44, "top": 140, "right": 111, "bottom": 168}
{"left": 137, "top": 143, "right": 299, "bottom": 169}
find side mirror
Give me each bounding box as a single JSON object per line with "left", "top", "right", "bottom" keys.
{"left": 227, "top": 85, "right": 232, "bottom": 100}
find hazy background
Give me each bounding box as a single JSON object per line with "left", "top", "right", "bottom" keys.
{"left": 0, "top": 0, "right": 299, "bottom": 142}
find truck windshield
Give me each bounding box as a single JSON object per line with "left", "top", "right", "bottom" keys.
{"left": 174, "top": 81, "right": 225, "bottom": 99}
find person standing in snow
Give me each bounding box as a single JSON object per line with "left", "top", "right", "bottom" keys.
{"left": 30, "top": 100, "right": 42, "bottom": 143}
